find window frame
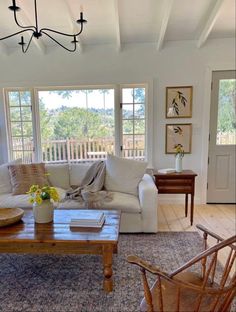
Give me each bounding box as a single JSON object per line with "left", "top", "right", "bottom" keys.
{"left": 4, "top": 83, "right": 151, "bottom": 164}
{"left": 4, "top": 87, "right": 37, "bottom": 162}
{"left": 119, "top": 84, "right": 148, "bottom": 160}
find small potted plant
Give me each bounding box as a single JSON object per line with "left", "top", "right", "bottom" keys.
{"left": 27, "top": 185, "right": 60, "bottom": 223}
{"left": 174, "top": 144, "right": 184, "bottom": 172}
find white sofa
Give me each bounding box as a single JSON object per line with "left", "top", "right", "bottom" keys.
{"left": 0, "top": 160, "right": 158, "bottom": 233}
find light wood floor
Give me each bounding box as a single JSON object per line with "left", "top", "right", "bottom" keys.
{"left": 158, "top": 203, "right": 236, "bottom": 238}
{"left": 158, "top": 203, "right": 236, "bottom": 266}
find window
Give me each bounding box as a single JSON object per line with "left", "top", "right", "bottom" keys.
{"left": 38, "top": 88, "right": 115, "bottom": 162}
{"left": 4, "top": 84, "right": 148, "bottom": 163}
{"left": 216, "top": 79, "right": 236, "bottom": 145}
{"left": 121, "top": 86, "right": 146, "bottom": 160}
{"left": 5, "top": 90, "right": 35, "bottom": 163}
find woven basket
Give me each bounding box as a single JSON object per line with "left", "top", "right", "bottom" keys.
{"left": 0, "top": 208, "right": 24, "bottom": 227}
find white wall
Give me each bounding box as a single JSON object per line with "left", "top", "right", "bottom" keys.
{"left": 0, "top": 38, "right": 235, "bottom": 203}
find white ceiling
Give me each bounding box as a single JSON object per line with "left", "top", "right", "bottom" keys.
{"left": 0, "top": 0, "right": 235, "bottom": 53}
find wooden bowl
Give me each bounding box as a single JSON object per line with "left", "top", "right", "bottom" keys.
{"left": 0, "top": 208, "right": 24, "bottom": 227}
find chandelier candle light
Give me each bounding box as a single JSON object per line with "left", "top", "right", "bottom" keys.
{"left": 0, "top": 0, "right": 87, "bottom": 53}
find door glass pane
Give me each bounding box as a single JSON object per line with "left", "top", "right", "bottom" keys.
{"left": 123, "top": 135, "right": 134, "bottom": 149}
{"left": 123, "top": 120, "right": 133, "bottom": 134}
{"left": 22, "top": 123, "right": 33, "bottom": 136}
{"left": 134, "top": 135, "right": 145, "bottom": 149}
{"left": 217, "top": 79, "right": 236, "bottom": 145}
{"left": 134, "top": 88, "right": 145, "bottom": 103}
{"left": 38, "top": 89, "right": 115, "bottom": 163}
{"left": 12, "top": 138, "right": 23, "bottom": 150}
{"left": 9, "top": 92, "right": 20, "bottom": 106}
{"left": 20, "top": 91, "right": 31, "bottom": 106}
{"left": 134, "top": 104, "right": 145, "bottom": 118}
{"left": 134, "top": 119, "right": 145, "bottom": 134}
{"left": 23, "top": 137, "right": 34, "bottom": 150}
{"left": 12, "top": 151, "right": 23, "bottom": 160}
{"left": 21, "top": 106, "right": 32, "bottom": 121}
{"left": 122, "top": 104, "right": 133, "bottom": 119}
{"left": 11, "top": 122, "right": 22, "bottom": 136}
{"left": 10, "top": 107, "right": 21, "bottom": 121}
{"left": 122, "top": 88, "right": 133, "bottom": 103}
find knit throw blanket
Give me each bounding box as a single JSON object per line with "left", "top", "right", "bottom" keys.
{"left": 65, "top": 160, "right": 112, "bottom": 208}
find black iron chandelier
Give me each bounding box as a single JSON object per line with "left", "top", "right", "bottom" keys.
{"left": 0, "top": 0, "right": 87, "bottom": 53}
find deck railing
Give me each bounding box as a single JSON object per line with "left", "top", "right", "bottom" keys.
{"left": 12, "top": 137, "right": 145, "bottom": 163}
{"left": 217, "top": 132, "right": 236, "bottom": 145}
{"left": 41, "top": 138, "right": 115, "bottom": 163}
{"left": 41, "top": 138, "right": 145, "bottom": 162}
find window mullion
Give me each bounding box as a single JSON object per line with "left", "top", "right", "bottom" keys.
{"left": 115, "top": 85, "right": 121, "bottom": 157}
{"left": 32, "top": 89, "right": 42, "bottom": 163}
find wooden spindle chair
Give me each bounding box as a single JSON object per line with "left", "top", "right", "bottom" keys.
{"left": 127, "top": 224, "right": 236, "bottom": 312}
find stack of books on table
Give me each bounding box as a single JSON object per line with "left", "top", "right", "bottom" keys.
{"left": 69, "top": 212, "right": 105, "bottom": 230}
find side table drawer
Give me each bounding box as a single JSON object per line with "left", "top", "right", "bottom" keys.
{"left": 157, "top": 185, "right": 192, "bottom": 193}
{"left": 155, "top": 179, "right": 193, "bottom": 187}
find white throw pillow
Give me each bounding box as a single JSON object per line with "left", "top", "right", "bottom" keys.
{"left": 45, "top": 163, "right": 70, "bottom": 190}
{"left": 0, "top": 159, "right": 22, "bottom": 194}
{"left": 69, "top": 163, "right": 92, "bottom": 187}
{"left": 104, "top": 154, "right": 147, "bottom": 196}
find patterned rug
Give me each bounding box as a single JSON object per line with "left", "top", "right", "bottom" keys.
{"left": 0, "top": 232, "right": 231, "bottom": 312}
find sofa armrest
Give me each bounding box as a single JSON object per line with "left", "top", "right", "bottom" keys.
{"left": 138, "top": 174, "right": 158, "bottom": 232}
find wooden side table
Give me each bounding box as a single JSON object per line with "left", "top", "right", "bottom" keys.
{"left": 154, "top": 170, "right": 198, "bottom": 225}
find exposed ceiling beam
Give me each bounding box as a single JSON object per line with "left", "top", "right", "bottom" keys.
{"left": 0, "top": 42, "right": 8, "bottom": 55}
{"left": 197, "top": 0, "right": 226, "bottom": 48}
{"left": 113, "top": 0, "right": 121, "bottom": 51}
{"left": 17, "top": 9, "right": 46, "bottom": 53}
{"left": 157, "top": 0, "right": 174, "bottom": 51}
{"left": 64, "top": 0, "right": 83, "bottom": 53}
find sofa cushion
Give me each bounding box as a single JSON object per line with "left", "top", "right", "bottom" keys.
{"left": 0, "top": 193, "right": 32, "bottom": 208}
{"left": 0, "top": 189, "right": 140, "bottom": 214}
{"left": 0, "top": 159, "right": 22, "bottom": 194}
{"left": 8, "top": 163, "right": 50, "bottom": 195}
{"left": 56, "top": 191, "right": 141, "bottom": 213}
{"left": 102, "top": 191, "right": 141, "bottom": 213}
{"left": 69, "top": 163, "right": 92, "bottom": 187}
{"left": 45, "top": 163, "right": 70, "bottom": 190}
{"left": 104, "top": 155, "right": 147, "bottom": 196}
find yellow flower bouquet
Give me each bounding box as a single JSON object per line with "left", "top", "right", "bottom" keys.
{"left": 174, "top": 144, "right": 184, "bottom": 158}
{"left": 27, "top": 185, "right": 60, "bottom": 205}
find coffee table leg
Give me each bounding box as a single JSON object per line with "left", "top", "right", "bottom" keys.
{"left": 103, "top": 245, "right": 113, "bottom": 292}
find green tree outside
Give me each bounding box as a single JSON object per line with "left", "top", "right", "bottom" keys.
{"left": 218, "top": 79, "right": 236, "bottom": 133}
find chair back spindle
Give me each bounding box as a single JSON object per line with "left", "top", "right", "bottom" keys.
{"left": 127, "top": 225, "right": 236, "bottom": 312}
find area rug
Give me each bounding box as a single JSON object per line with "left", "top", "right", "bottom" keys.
{"left": 0, "top": 232, "right": 230, "bottom": 312}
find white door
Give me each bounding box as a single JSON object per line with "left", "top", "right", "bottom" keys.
{"left": 207, "top": 70, "right": 236, "bottom": 203}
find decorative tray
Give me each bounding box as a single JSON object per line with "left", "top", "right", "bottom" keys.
{"left": 0, "top": 208, "right": 24, "bottom": 227}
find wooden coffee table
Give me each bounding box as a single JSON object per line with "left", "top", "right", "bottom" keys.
{"left": 0, "top": 209, "right": 121, "bottom": 292}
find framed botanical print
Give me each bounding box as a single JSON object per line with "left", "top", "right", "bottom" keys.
{"left": 166, "top": 86, "right": 193, "bottom": 118}
{"left": 166, "top": 123, "right": 192, "bottom": 154}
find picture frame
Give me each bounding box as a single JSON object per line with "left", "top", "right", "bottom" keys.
{"left": 166, "top": 86, "right": 193, "bottom": 118}
{"left": 165, "top": 123, "right": 192, "bottom": 154}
